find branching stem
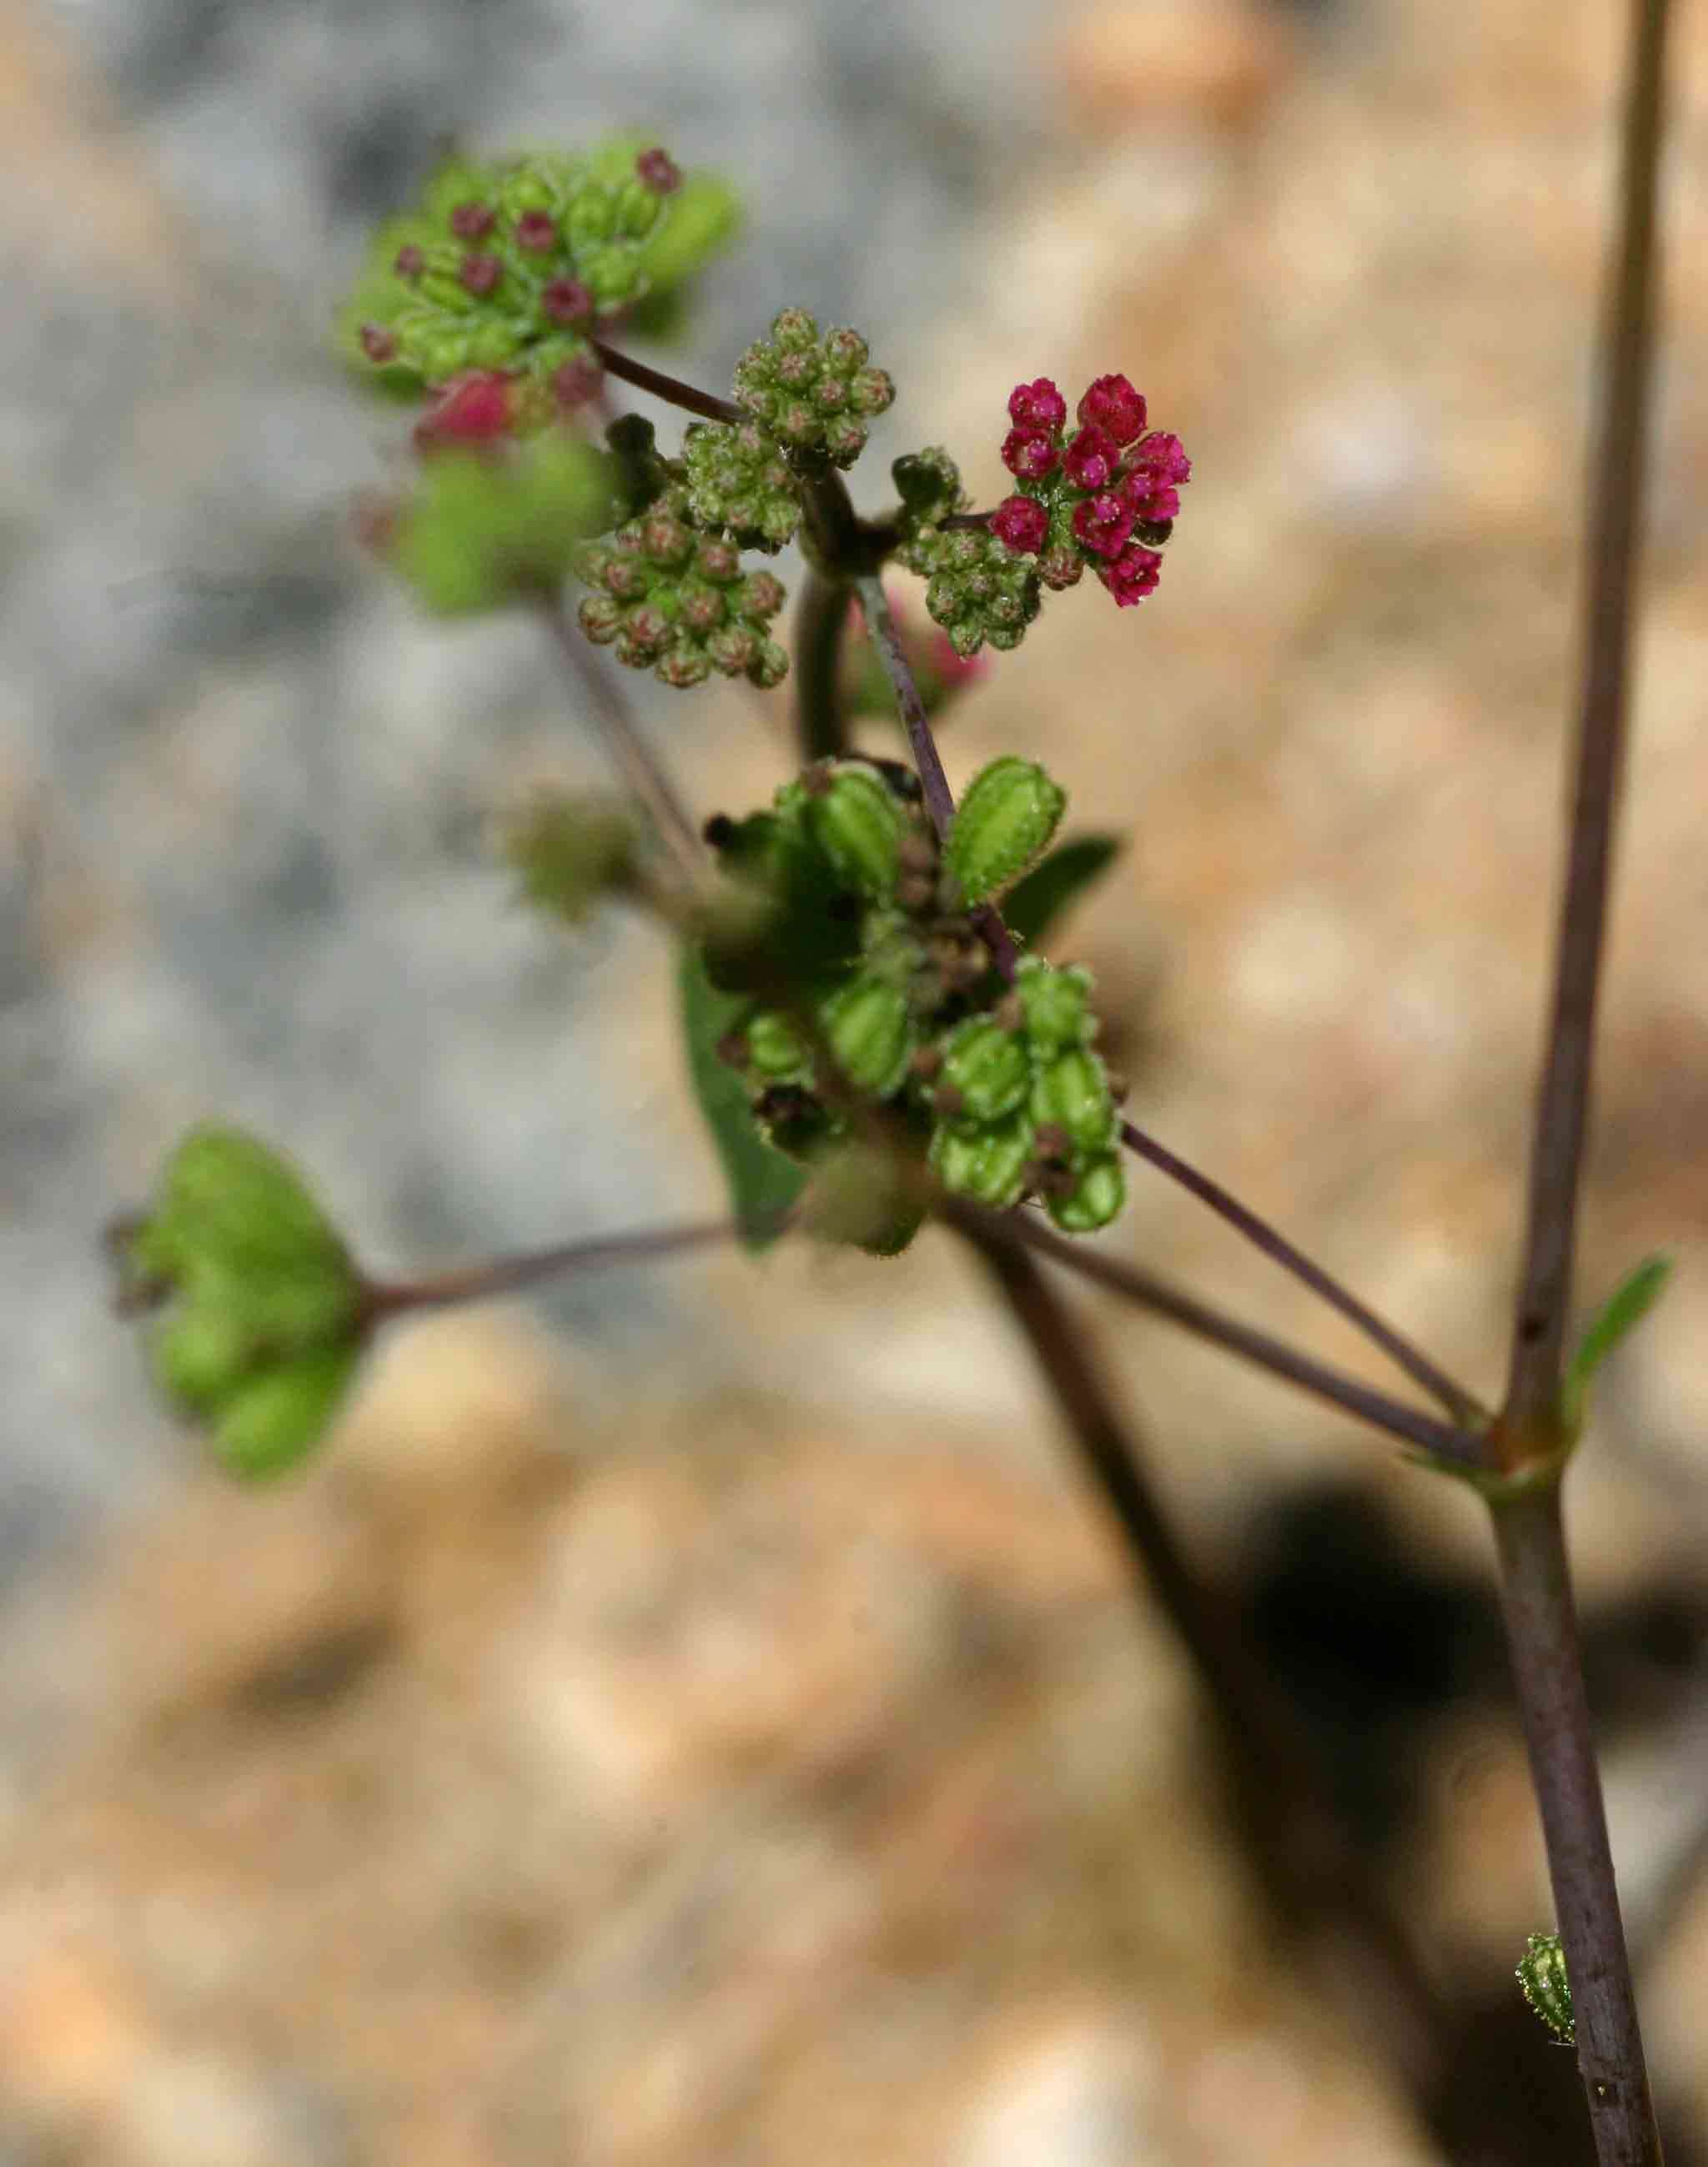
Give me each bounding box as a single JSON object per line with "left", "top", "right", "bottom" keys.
{"left": 590, "top": 339, "right": 742, "bottom": 425}
{"left": 952, "top": 1204, "right": 1486, "bottom": 1468}
{"left": 1118, "top": 1118, "right": 1484, "bottom": 1428}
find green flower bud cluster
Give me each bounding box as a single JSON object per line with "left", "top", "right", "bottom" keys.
{"left": 705, "top": 758, "right": 1125, "bottom": 1237}
{"left": 900, "top": 522, "right": 1042, "bottom": 657}
{"left": 339, "top": 138, "right": 734, "bottom": 414}
{"left": 731, "top": 310, "right": 896, "bottom": 470}
{"left": 927, "top": 960, "right": 1125, "bottom": 1231}
{"left": 681, "top": 418, "right": 802, "bottom": 551}
{"left": 111, "top": 1127, "right": 366, "bottom": 1479}
{"left": 572, "top": 487, "right": 789, "bottom": 688}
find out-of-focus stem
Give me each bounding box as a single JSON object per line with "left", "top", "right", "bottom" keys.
{"left": 794, "top": 568, "right": 853, "bottom": 764}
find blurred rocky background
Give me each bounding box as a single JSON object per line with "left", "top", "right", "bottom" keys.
{"left": 4, "top": 0, "right": 1708, "bottom": 2159}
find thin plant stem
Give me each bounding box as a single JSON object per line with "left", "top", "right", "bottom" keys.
{"left": 1492, "top": 1482, "right": 1663, "bottom": 2165}
{"left": 1502, "top": 0, "right": 1672, "bottom": 1446}
{"left": 1118, "top": 1118, "right": 1484, "bottom": 1429}
{"left": 794, "top": 567, "right": 853, "bottom": 763}
{"left": 1483, "top": 4, "right": 1673, "bottom": 2157}
{"left": 536, "top": 594, "right": 706, "bottom": 888}
{"left": 850, "top": 572, "right": 958, "bottom": 838}
{"left": 950, "top": 1203, "right": 1486, "bottom": 1467}
{"left": 359, "top": 1216, "right": 748, "bottom": 1326}
{"left": 589, "top": 339, "right": 742, "bottom": 424}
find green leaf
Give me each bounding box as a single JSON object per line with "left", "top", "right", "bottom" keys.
{"left": 1001, "top": 835, "right": 1123, "bottom": 948}
{"left": 677, "top": 947, "right": 806, "bottom": 1250}
{"left": 1564, "top": 1253, "right": 1672, "bottom": 1430}
{"left": 391, "top": 440, "right": 620, "bottom": 615}
{"left": 630, "top": 171, "right": 743, "bottom": 294}
{"left": 113, "top": 1124, "right": 367, "bottom": 1478}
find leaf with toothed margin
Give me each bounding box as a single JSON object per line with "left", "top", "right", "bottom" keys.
{"left": 1001, "top": 834, "right": 1123, "bottom": 948}
{"left": 677, "top": 947, "right": 806, "bottom": 1250}
{"left": 1563, "top": 1254, "right": 1672, "bottom": 1431}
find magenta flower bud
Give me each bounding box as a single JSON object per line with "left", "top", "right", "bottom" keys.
{"left": 1007, "top": 377, "right": 1068, "bottom": 430}
{"left": 450, "top": 201, "right": 496, "bottom": 240}
{"left": 1062, "top": 425, "right": 1118, "bottom": 492}
{"left": 1071, "top": 490, "right": 1135, "bottom": 561}
{"left": 1121, "top": 471, "right": 1181, "bottom": 522}
{"left": 992, "top": 494, "right": 1050, "bottom": 555}
{"left": 459, "top": 252, "right": 502, "bottom": 296}
{"left": 543, "top": 277, "right": 595, "bottom": 325}
{"left": 1001, "top": 426, "right": 1060, "bottom": 482}
{"left": 1076, "top": 374, "right": 1148, "bottom": 445}
{"left": 414, "top": 370, "right": 515, "bottom": 448}
{"left": 393, "top": 243, "right": 424, "bottom": 279}
{"left": 515, "top": 209, "right": 558, "bottom": 252}
{"left": 1129, "top": 430, "right": 1191, "bottom": 485}
{"left": 1099, "top": 543, "right": 1163, "bottom": 607}
{"left": 635, "top": 147, "right": 682, "bottom": 194}
{"left": 552, "top": 354, "right": 603, "bottom": 410}
{"left": 359, "top": 322, "right": 399, "bottom": 365}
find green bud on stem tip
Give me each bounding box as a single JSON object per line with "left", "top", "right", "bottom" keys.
{"left": 947, "top": 757, "right": 1067, "bottom": 904}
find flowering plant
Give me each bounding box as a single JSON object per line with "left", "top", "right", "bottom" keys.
{"left": 106, "top": 62, "right": 1680, "bottom": 2163}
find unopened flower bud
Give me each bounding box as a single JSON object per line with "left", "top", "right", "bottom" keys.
{"left": 1076, "top": 374, "right": 1147, "bottom": 444}
{"left": 1008, "top": 378, "right": 1068, "bottom": 429}
{"left": 992, "top": 495, "right": 1050, "bottom": 555}
{"left": 635, "top": 147, "right": 682, "bottom": 194}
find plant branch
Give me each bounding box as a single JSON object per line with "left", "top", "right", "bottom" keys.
{"left": 794, "top": 567, "right": 853, "bottom": 763}
{"left": 849, "top": 570, "right": 1479, "bottom": 1423}
{"left": 850, "top": 572, "right": 957, "bottom": 838}
{"left": 1502, "top": 0, "right": 1672, "bottom": 1446}
{"left": 955, "top": 1204, "right": 1486, "bottom": 1466}
{"left": 1492, "top": 1483, "right": 1663, "bottom": 2164}
{"left": 537, "top": 595, "right": 707, "bottom": 888}
{"left": 589, "top": 339, "right": 742, "bottom": 424}
{"left": 967, "top": 1229, "right": 1452, "bottom": 2085}
{"left": 849, "top": 571, "right": 1024, "bottom": 986}
{"left": 359, "top": 1215, "right": 749, "bottom": 1325}
{"left": 1118, "top": 1118, "right": 1484, "bottom": 1429}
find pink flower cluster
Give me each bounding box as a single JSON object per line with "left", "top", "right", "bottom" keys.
{"left": 992, "top": 373, "right": 1189, "bottom": 608}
